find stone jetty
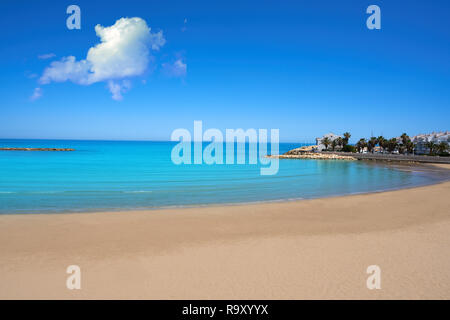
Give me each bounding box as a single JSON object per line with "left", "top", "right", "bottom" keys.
{"left": 0, "top": 148, "right": 75, "bottom": 151}
{"left": 267, "top": 145, "right": 356, "bottom": 160}
{"left": 268, "top": 152, "right": 357, "bottom": 160}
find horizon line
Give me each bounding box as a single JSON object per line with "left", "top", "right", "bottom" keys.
{"left": 0, "top": 138, "right": 316, "bottom": 144}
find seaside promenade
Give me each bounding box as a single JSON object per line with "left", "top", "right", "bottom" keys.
{"left": 277, "top": 146, "right": 450, "bottom": 164}
{"left": 324, "top": 152, "right": 450, "bottom": 164}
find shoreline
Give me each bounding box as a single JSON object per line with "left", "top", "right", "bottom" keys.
{"left": 0, "top": 179, "right": 445, "bottom": 216}
{"left": 326, "top": 151, "right": 450, "bottom": 164}
{"left": 1, "top": 162, "right": 449, "bottom": 216}
{"left": 1, "top": 165, "right": 450, "bottom": 299}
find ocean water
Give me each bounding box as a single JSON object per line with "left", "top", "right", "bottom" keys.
{"left": 0, "top": 139, "right": 442, "bottom": 214}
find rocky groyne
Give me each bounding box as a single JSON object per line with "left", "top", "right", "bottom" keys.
{"left": 0, "top": 148, "right": 75, "bottom": 151}
{"left": 268, "top": 152, "right": 357, "bottom": 161}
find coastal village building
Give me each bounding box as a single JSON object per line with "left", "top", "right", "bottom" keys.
{"left": 411, "top": 131, "right": 450, "bottom": 154}
{"left": 314, "top": 131, "right": 449, "bottom": 154}
{"left": 315, "top": 133, "right": 342, "bottom": 151}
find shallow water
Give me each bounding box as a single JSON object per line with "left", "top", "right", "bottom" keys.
{"left": 0, "top": 139, "right": 445, "bottom": 214}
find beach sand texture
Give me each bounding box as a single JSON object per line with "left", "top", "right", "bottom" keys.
{"left": 0, "top": 165, "right": 450, "bottom": 299}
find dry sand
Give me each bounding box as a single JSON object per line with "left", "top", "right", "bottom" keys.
{"left": 1, "top": 164, "right": 450, "bottom": 299}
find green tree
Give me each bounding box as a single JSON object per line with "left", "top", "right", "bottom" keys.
{"left": 343, "top": 132, "right": 351, "bottom": 146}
{"left": 400, "top": 133, "right": 410, "bottom": 146}
{"left": 322, "top": 137, "right": 331, "bottom": 151}
{"left": 399, "top": 133, "right": 413, "bottom": 154}
{"left": 425, "top": 141, "right": 436, "bottom": 156}
{"left": 356, "top": 138, "right": 367, "bottom": 153}
{"left": 336, "top": 137, "right": 343, "bottom": 150}
{"left": 331, "top": 139, "right": 337, "bottom": 151}
{"left": 406, "top": 140, "right": 415, "bottom": 154}
{"left": 436, "top": 142, "right": 449, "bottom": 155}
{"left": 377, "top": 136, "right": 386, "bottom": 153}
{"left": 367, "top": 137, "right": 378, "bottom": 153}
{"left": 386, "top": 138, "right": 398, "bottom": 153}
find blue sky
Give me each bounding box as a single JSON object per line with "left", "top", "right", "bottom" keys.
{"left": 0, "top": 0, "right": 449, "bottom": 142}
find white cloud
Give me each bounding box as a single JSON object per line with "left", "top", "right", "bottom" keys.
{"left": 38, "top": 53, "right": 56, "bottom": 59}
{"left": 107, "top": 80, "right": 131, "bottom": 101}
{"left": 30, "top": 87, "right": 42, "bottom": 101}
{"left": 108, "top": 81, "right": 123, "bottom": 101}
{"left": 40, "top": 56, "right": 91, "bottom": 85}
{"left": 25, "top": 71, "right": 38, "bottom": 79}
{"left": 149, "top": 31, "right": 166, "bottom": 50}
{"left": 162, "top": 59, "right": 187, "bottom": 77}
{"left": 39, "top": 17, "right": 165, "bottom": 99}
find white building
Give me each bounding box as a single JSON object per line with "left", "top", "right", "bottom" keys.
{"left": 315, "top": 133, "right": 342, "bottom": 151}
{"left": 411, "top": 131, "right": 450, "bottom": 154}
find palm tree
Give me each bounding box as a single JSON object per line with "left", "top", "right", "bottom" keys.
{"left": 400, "top": 133, "right": 410, "bottom": 146}
{"left": 331, "top": 139, "right": 337, "bottom": 151}
{"left": 356, "top": 138, "right": 367, "bottom": 153}
{"left": 322, "top": 137, "right": 331, "bottom": 151}
{"left": 425, "top": 141, "right": 436, "bottom": 156}
{"left": 377, "top": 136, "right": 386, "bottom": 153}
{"left": 343, "top": 132, "right": 351, "bottom": 146}
{"left": 406, "top": 140, "right": 415, "bottom": 154}
{"left": 336, "top": 137, "right": 343, "bottom": 150}
{"left": 436, "top": 142, "right": 448, "bottom": 155}
{"left": 367, "top": 137, "right": 378, "bottom": 153}
{"left": 386, "top": 138, "right": 398, "bottom": 153}
{"left": 399, "top": 133, "right": 412, "bottom": 154}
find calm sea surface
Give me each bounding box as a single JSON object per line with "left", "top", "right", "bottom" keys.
{"left": 0, "top": 139, "right": 442, "bottom": 214}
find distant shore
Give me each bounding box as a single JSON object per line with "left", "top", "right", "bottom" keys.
{"left": 275, "top": 146, "right": 450, "bottom": 164}
{"left": 0, "top": 148, "right": 75, "bottom": 151}
{"left": 1, "top": 164, "right": 449, "bottom": 299}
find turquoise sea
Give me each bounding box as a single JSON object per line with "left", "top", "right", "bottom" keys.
{"left": 0, "top": 139, "right": 443, "bottom": 214}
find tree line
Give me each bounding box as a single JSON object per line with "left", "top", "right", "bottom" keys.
{"left": 321, "top": 133, "right": 449, "bottom": 156}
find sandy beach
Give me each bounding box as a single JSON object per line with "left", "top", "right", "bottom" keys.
{"left": 1, "top": 164, "right": 450, "bottom": 299}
